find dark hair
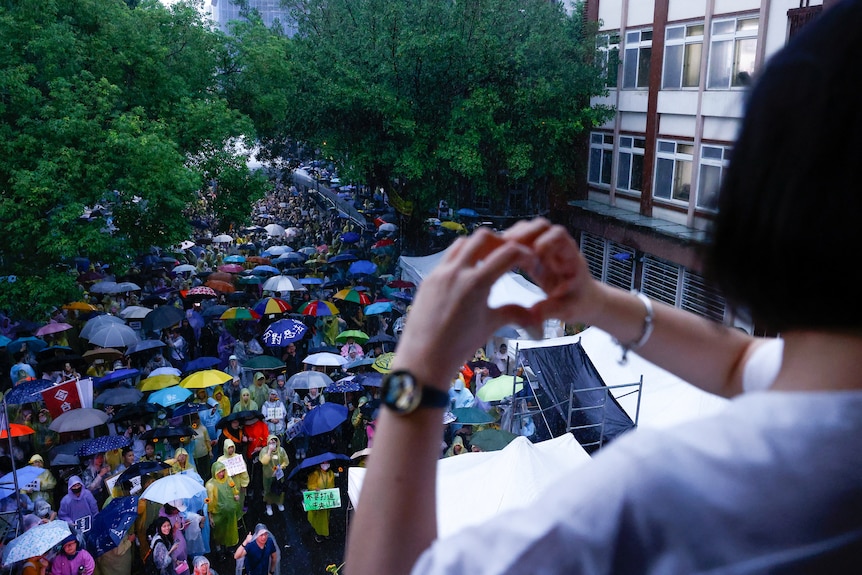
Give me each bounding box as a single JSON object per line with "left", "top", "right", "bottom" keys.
{"left": 148, "top": 516, "right": 174, "bottom": 545}
{"left": 706, "top": 1, "right": 862, "bottom": 332}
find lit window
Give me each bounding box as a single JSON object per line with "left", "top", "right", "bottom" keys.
{"left": 588, "top": 133, "right": 614, "bottom": 187}
{"left": 653, "top": 140, "right": 693, "bottom": 203}
{"left": 662, "top": 23, "right": 704, "bottom": 89}
{"left": 707, "top": 17, "right": 758, "bottom": 89}
{"left": 622, "top": 29, "right": 652, "bottom": 89}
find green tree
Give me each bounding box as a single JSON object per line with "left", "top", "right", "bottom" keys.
{"left": 238, "top": 0, "right": 611, "bottom": 221}
{"left": 0, "top": 0, "right": 268, "bottom": 320}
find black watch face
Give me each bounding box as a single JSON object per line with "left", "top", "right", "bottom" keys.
{"left": 383, "top": 371, "right": 421, "bottom": 413}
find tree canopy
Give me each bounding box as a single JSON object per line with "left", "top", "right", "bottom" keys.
{"left": 231, "top": 0, "right": 612, "bottom": 218}
{"left": 0, "top": 0, "right": 269, "bottom": 319}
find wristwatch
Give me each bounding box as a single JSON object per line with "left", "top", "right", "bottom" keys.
{"left": 381, "top": 370, "right": 450, "bottom": 415}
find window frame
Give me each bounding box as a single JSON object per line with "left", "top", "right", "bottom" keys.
{"left": 616, "top": 135, "right": 646, "bottom": 194}
{"left": 695, "top": 144, "right": 731, "bottom": 212}
{"left": 622, "top": 29, "right": 653, "bottom": 90}
{"left": 706, "top": 15, "right": 759, "bottom": 90}
{"left": 588, "top": 133, "right": 615, "bottom": 187}
{"left": 596, "top": 32, "right": 621, "bottom": 88}
{"left": 662, "top": 22, "right": 704, "bottom": 89}
{"left": 652, "top": 139, "right": 694, "bottom": 204}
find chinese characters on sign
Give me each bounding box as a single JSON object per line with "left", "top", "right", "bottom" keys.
{"left": 302, "top": 488, "right": 341, "bottom": 511}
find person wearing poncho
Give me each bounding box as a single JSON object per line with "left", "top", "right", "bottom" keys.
{"left": 306, "top": 460, "right": 336, "bottom": 541}
{"left": 258, "top": 435, "right": 289, "bottom": 516}
{"left": 206, "top": 460, "right": 241, "bottom": 549}
{"left": 216, "top": 439, "right": 250, "bottom": 510}
{"left": 170, "top": 446, "right": 197, "bottom": 474}
{"left": 232, "top": 388, "right": 258, "bottom": 413}
{"left": 24, "top": 454, "right": 57, "bottom": 507}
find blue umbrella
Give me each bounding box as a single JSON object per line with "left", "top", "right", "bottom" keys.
{"left": 201, "top": 305, "right": 230, "bottom": 319}
{"left": 262, "top": 319, "right": 307, "bottom": 347}
{"left": 251, "top": 265, "right": 281, "bottom": 275}
{"left": 301, "top": 403, "right": 348, "bottom": 436}
{"left": 364, "top": 301, "right": 393, "bottom": 315}
{"left": 344, "top": 357, "right": 375, "bottom": 370}
{"left": 147, "top": 385, "right": 193, "bottom": 407}
{"left": 348, "top": 260, "right": 377, "bottom": 276}
{"left": 274, "top": 252, "right": 307, "bottom": 265}
{"left": 457, "top": 208, "right": 479, "bottom": 217}
{"left": 93, "top": 387, "right": 143, "bottom": 406}
{"left": 390, "top": 290, "right": 414, "bottom": 302}
{"left": 0, "top": 335, "right": 11, "bottom": 348}
{"left": 3, "top": 378, "right": 55, "bottom": 404}
{"left": 171, "top": 401, "right": 212, "bottom": 417}
{"left": 125, "top": 339, "right": 166, "bottom": 355}
{"left": 116, "top": 461, "right": 171, "bottom": 485}
{"left": 356, "top": 372, "right": 383, "bottom": 387}
{"left": 287, "top": 451, "right": 350, "bottom": 480}
{"left": 6, "top": 336, "right": 47, "bottom": 355}
{"left": 87, "top": 495, "right": 139, "bottom": 557}
{"left": 2, "top": 520, "right": 71, "bottom": 566}
{"left": 75, "top": 434, "right": 132, "bottom": 457}
{"left": 94, "top": 368, "right": 140, "bottom": 390}
{"left": 339, "top": 232, "right": 360, "bottom": 244}
{"left": 0, "top": 465, "right": 44, "bottom": 500}
{"left": 328, "top": 253, "right": 358, "bottom": 264}
{"left": 182, "top": 356, "right": 221, "bottom": 374}
{"left": 299, "top": 277, "right": 324, "bottom": 285}
{"left": 325, "top": 379, "right": 364, "bottom": 393}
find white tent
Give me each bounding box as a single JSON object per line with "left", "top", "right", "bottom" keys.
{"left": 348, "top": 434, "right": 591, "bottom": 539}
{"left": 516, "top": 327, "right": 730, "bottom": 430}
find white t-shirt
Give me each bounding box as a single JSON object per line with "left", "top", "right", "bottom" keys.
{"left": 413, "top": 390, "right": 862, "bottom": 574}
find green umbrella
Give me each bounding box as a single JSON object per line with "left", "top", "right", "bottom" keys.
{"left": 243, "top": 355, "right": 286, "bottom": 370}
{"left": 469, "top": 428, "right": 519, "bottom": 451}
{"left": 335, "top": 330, "right": 369, "bottom": 345}
{"left": 451, "top": 407, "right": 495, "bottom": 425}
{"left": 476, "top": 375, "right": 525, "bottom": 402}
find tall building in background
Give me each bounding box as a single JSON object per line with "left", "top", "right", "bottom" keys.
{"left": 209, "top": 0, "right": 295, "bottom": 35}
{"left": 570, "top": 0, "right": 834, "bottom": 334}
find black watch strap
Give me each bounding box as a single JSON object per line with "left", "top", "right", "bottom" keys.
{"left": 382, "top": 369, "right": 449, "bottom": 414}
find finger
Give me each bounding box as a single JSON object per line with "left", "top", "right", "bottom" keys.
{"left": 488, "top": 303, "right": 542, "bottom": 336}
{"left": 470, "top": 240, "right": 535, "bottom": 294}
{"left": 446, "top": 227, "right": 505, "bottom": 269}
{"left": 500, "top": 218, "right": 552, "bottom": 246}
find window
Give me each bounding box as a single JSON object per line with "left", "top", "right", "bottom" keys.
{"left": 622, "top": 29, "right": 652, "bottom": 89}
{"left": 662, "top": 23, "right": 704, "bottom": 89}
{"left": 588, "top": 133, "right": 614, "bottom": 187}
{"left": 707, "top": 16, "right": 758, "bottom": 89}
{"left": 596, "top": 32, "right": 621, "bottom": 88}
{"left": 616, "top": 136, "right": 645, "bottom": 193}
{"left": 653, "top": 140, "right": 693, "bottom": 203}
{"left": 696, "top": 145, "right": 731, "bottom": 211}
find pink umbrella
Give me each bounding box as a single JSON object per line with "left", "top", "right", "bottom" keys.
{"left": 218, "top": 264, "right": 244, "bottom": 273}
{"left": 35, "top": 322, "right": 73, "bottom": 336}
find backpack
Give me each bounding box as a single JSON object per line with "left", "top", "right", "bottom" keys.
{"left": 144, "top": 537, "right": 169, "bottom": 575}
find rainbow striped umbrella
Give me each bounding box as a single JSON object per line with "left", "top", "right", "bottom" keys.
{"left": 253, "top": 297, "right": 292, "bottom": 316}
{"left": 332, "top": 288, "right": 372, "bottom": 305}
{"left": 219, "top": 307, "right": 261, "bottom": 321}
{"left": 299, "top": 300, "right": 340, "bottom": 317}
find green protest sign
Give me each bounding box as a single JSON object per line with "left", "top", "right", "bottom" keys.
{"left": 302, "top": 488, "right": 342, "bottom": 511}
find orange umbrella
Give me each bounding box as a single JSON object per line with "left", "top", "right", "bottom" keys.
{"left": 62, "top": 301, "right": 98, "bottom": 312}
{"left": 246, "top": 256, "right": 272, "bottom": 265}
{"left": 208, "top": 272, "right": 233, "bottom": 283}
{"left": 205, "top": 280, "right": 235, "bottom": 293}
{"left": 0, "top": 423, "right": 35, "bottom": 439}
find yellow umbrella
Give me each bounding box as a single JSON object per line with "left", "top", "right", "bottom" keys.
{"left": 62, "top": 301, "right": 98, "bottom": 312}
{"left": 371, "top": 352, "right": 395, "bottom": 374}
{"left": 179, "top": 369, "right": 233, "bottom": 389}
{"left": 440, "top": 221, "right": 466, "bottom": 233}
{"left": 476, "top": 375, "right": 525, "bottom": 402}
{"left": 139, "top": 374, "right": 181, "bottom": 392}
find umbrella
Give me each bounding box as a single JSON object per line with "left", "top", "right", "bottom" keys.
{"left": 80, "top": 315, "right": 125, "bottom": 340}
{"left": 286, "top": 371, "right": 334, "bottom": 390}
{"left": 335, "top": 330, "right": 369, "bottom": 345}
{"left": 441, "top": 221, "right": 466, "bottom": 233}
{"left": 212, "top": 234, "right": 233, "bottom": 243}
{"left": 246, "top": 256, "right": 272, "bottom": 265}
{"left": 115, "top": 281, "right": 141, "bottom": 293}
{"left": 237, "top": 275, "right": 262, "bottom": 286}
{"left": 262, "top": 275, "right": 306, "bottom": 293}
{"left": 451, "top": 407, "right": 496, "bottom": 425}
{"left": 94, "top": 387, "right": 144, "bottom": 405}
{"left": 263, "top": 246, "right": 291, "bottom": 256}
{"left": 457, "top": 207, "right": 480, "bottom": 217}
{"left": 273, "top": 253, "right": 307, "bottom": 266}
{"left": 5, "top": 336, "right": 48, "bottom": 356}
{"left": 116, "top": 461, "right": 171, "bottom": 485}
{"left": 371, "top": 352, "right": 395, "bottom": 374}
{"left": 265, "top": 223, "right": 286, "bottom": 237}
{"left": 262, "top": 319, "right": 307, "bottom": 347}
{"left": 35, "top": 322, "right": 73, "bottom": 337}
{"left": 325, "top": 379, "right": 364, "bottom": 393}
{"left": 303, "top": 352, "right": 347, "bottom": 368}
{"left": 88, "top": 324, "right": 140, "bottom": 348}
{"left": 49, "top": 440, "right": 86, "bottom": 466}
{"left": 215, "top": 410, "right": 264, "bottom": 429}
{"left": 0, "top": 465, "right": 44, "bottom": 500}
{"left": 182, "top": 356, "right": 221, "bottom": 374}
{"left": 141, "top": 473, "right": 205, "bottom": 504}
{"left": 328, "top": 252, "right": 358, "bottom": 264}
{"left": 476, "top": 375, "right": 525, "bottom": 402}
{"left": 299, "top": 277, "right": 324, "bottom": 286}
{"left": 372, "top": 239, "right": 396, "bottom": 250}
{"left": 88, "top": 495, "right": 139, "bottom": 557}
{"left": 140, "top": 425, "right": 196, "bottom": 441}
{"left": 298, "top": 300, "right": 339, "bottom": 317}
{"left": 219, "top": 307, "right": 260, "bottom": 321}
{"left": 149, "top": 366, "right": 182, "bottom": 377}
{"left": 345, "top": 357, "right": 375, "bottom": 370}
{"left": 379, "top": 222, "right": 398, "bottom": 232}
{"left": 186, "top": 286, "right": 218, "bottom": 299}
{"left": 205, "top": 280, "right": 235, "bottom": 293}
{"left": 389, "top": 290, "right": 414, "bottom": 302}
{"left": 251, "top": 265, "right": 281, "bottom": 276}
{"left": 332, "top": 288, "right": 372, "bottom": 305}
{"left": 178, "top": 369, "right": 232, "bottom": 389}
{"left": 0, "top": 423, "right": 34, "bottom": 439}
{"left": 89, "top": 280, "right": 119, "bottom": 294}
{"left": 223, "top": 255, "right": 246, "bottom": 263}
{"left": 62, "top": 301, "right": 98, "bottom": 312}
{"left": 252, "top": 297, "right": 292, "bottom": 316}
{"left": 287, "top": 452, "right": 350, "bottom": 480}
{"left": 82, "top": 347, "right": 124, "bottom": 363}
{"left": 218, "top": 264, "right": 244, "bottom": 274}
{"left": 243, "top": 355, "right": 286, "bottom": 370}
{"left": 387, "top": 279, "right": 415, "bottom": 289}
{"left": 171, "top": 401, "right": 212, "bottom": 417}
{"left": 118, "top": 306, "right": 153, "bottom": 320}
{"left": 1, "top": 520, "right": 71, "bottom": 567}
{"left": 201, "top": 305, "right": 230, "bottom": 319}
{"left": 143, "top": 306, "right": 185, "bottom": 333}
{"left": 49, "top": 408, "right": 110, "bottom": 432}
{"left": 147, "top": 385, "right": 193, "bottom": 407}
{"left": 339, "top": 232, "right": 360, "bottom": 244}
{"left": 364, "top": 301, "right": 393, "bottom": 315}
{"left": 125, "top": 339, "right": 166, "bottom": 355}
{"left": 3, "top": 379, "right": 55, "bottom": 404}
{"left": 366, "top": 334, "right": 397, "bottom": 346}
{"left": 110, "top": 403, "right": 159, "bottom": 423}
{"left": 469, "top": 428, "right": 520, "bottom": 451}
{"left": 348, "top": 260, "right": 377, "bottom": 276}
{"left": 172, "top": 264, "right": 197, "bottom": 274}
{"left": 75, "top": 434, "right": 132, "bottom": 457}
{"left": 301, "top": 403, "right": 349, "bottom": 436}
{"left": 356, "top": 372, "right": 383, "bottom": 387}
{"left": 93, "top": 368, "right": 140, "bottom": 390}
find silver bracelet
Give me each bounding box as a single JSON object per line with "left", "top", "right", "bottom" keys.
{"left": 614, "top": 291, "right": 654, "bottom": 365}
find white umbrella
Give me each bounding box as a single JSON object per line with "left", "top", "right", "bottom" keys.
{"left": 179, "top": 240, "right": 196, "bottom": 250}
{"left": 212, "top": 234, "right": 233, "bottom": 243}
{"left": 262, "top": 275, "right": 306, "bottom": 292}
{"left": 49, "top": 408, "right": 111, "bottom": 432}
{"left": 264, "top": 245, "right": 292, "bottom": 256}
{"left": 264, "top": 223, "right": 286, "bottom": 237}
{"left": 80, "top": 314, "right": 125, "bottom": 339}
{"left": 1, "top": 520, "right": 71, "bottom": 567}
{"left": 87, "top": 323, "right": 141, "bottom": 348}
{"left": 149, "top": 366, "right": 182, "bottom": 377}
{"left": 302, "top": 352, "right": 348, "bottom": 368}
{"left": 89, "top": 281, "right": 118, "bottom": 294}
{"left": 172, "top": 264, "right": 197, "bottom": 274}
{"left": 119, "top": 306, "right": 153, "bottom": 320}
{"left": 287, "top": 370, "right": 334, "bottom": 390}
{"left": 141, "top": 473, "right": 205, "bottom": 504}
{"left": 379, "top": 223, "right": 398, "bottom": 232}
{"left": 115, "top": 281, "right": 141, "bottom": 293}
